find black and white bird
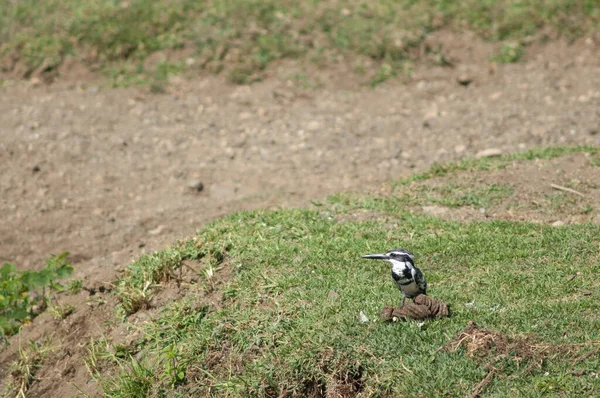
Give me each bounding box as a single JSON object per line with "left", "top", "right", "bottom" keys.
{"left": 361, "top": 248, "right": 427, "bottom": 307}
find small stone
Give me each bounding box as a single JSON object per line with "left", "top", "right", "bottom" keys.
{"left": 479, "top": 208, "right": 486, "bottom": 214}
{"left": 457, "top": 75, "right": 473, "bottom": 86}
{"left": 359, "top": 311, "right": 369, "bottom": 324}
{"left": 581, "top": 289, "right": 593, "bottom": 296}
{"left": 588, "top": 129, "right": 598, "bottom": 136}
{"left": 454, "top": 144, "right": 466, "bottom": 153}
{"left": 475, "top": 148, "right": 503, "bottom": 158}
{"left": 149, "top": 225, "right": 168, "bottom": 235}
{"left": 489, "top": 92, "right": 502, "bottom": 100}
{"left": 552, "top": 220, "right": 565, "bottom": 227}
{"left": 32, "top": 165, "right": 41, "bottom": 173}
{"left": 86, "top": 86, "right": 99, "bottom": 94}
{"left": 188, "top": 180, "right": 204, "bottom": 192}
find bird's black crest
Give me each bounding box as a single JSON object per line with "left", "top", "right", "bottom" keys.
{"left": 386, "top": 248, "right": 414, "bottom": 264}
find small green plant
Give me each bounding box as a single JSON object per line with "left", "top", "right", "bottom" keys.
{"left": 67, "top": 279, "right": 83, "bottom": 295}
{"left": 371, "top": 63, "right": 396, "bottom": 87}
{"left": 48, "top": 303, "right": 75, "bottom": 320}
{"left": 160, "top": 344, "right": 187, "bottom": 388}
{"left": 493, "top": 41, "right": 524, "bottom": 63}
{"left": 0, "top": 252, "right": 74, "bottom": 337}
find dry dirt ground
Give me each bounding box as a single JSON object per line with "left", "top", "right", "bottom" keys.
{"left": 0, "top": 34, "right": 600, "bottom": 396}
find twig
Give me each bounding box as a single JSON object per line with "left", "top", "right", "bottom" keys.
{"left": 550, "top": 183, "right": 585, "bottom": 197}
{"left": 572, "top": 347, "right": 600, "bottom": 367}
{"left": 467, "top": 369, "right": 496, "bottom": 398}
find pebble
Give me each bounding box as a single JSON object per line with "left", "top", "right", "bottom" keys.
{"left": 457, "top": 75, "right": 473, "bottom": 86}
{"left": 188, "top": 180, "right": 204, "bottom": 192}
{"left": 475, "top": 148, "right": 503, "bottom": 158}
{"left": 148, "top": 225, "right": 168, "bottom": 235}
{"left": 359, "top": 311, "right": 369, "bottom": 324}
{"left": 552, "top": 220, "right": 565, "bottom": 227}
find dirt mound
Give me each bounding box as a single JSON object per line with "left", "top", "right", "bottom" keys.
{"left": 445, "top": 321, "right": 600, "bottom": 398}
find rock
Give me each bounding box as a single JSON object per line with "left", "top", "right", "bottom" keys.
{"left": 475, "top": 148, "right": 503, "bottom": 158}
{"left": 552, "top": 220, "right": 565, "bottom": 227}
{"left": 32, "top": 165, "right": 41, "bottom": 173}
{"left": 457, "top": 75, "right": 473, "bottom": 86}
{"left": 188, "top": 180, "right": 204, "bottom": 192}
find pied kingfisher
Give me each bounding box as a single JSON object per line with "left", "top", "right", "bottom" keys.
{"left": 362, "top": 248, "right": 427, "bottom": 307}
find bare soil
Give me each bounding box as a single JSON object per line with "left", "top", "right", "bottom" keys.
{"left": 1, "top": 33, "right": 600, "bottom": 397}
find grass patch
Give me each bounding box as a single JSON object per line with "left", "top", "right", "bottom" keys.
{"left": 1, "top": 252, "right": 74, "bottom": 338}
{"left": 492, "top": 41, "right": 525, "bottom": 63}
{"left": 2, "top": 1, "right": 600, "bottom": 85}
{"left": 89, "top": 147, "right": 600, "bottom": 396}
{"left": 2, "top": 336, "right": 57, "bottom": 397}
{"left": 396, "top": 145, "right": 600, "bottom": 186}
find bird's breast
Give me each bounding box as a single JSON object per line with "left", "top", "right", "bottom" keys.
{"left": 396, "top": 280, "right": 422, "bottom": 297}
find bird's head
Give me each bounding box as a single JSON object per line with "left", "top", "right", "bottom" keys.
{"left": 361, "top": 248, "right": 415, "bottom": 265}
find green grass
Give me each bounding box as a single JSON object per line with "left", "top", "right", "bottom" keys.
{"left": 86, "top": 146, "right": 600, "bottom": 397}
{"left": 1, "top": 0, "right": 600, "bottom": 85}
{"left": 395, "top": 145, "right": 600, "bottom": 186}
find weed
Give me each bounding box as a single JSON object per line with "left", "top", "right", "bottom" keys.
{"left": 371, "top": 63, "right": 396, "bottom": 87}
{"left": 0, "top": 252, "right": 74, "bottom": 336}
{"left": 493, "top": 41, "right": 525, "bottom": 63}
{"left": 48, "top": 303, "right": 75, "bottom": 320}
{"left": 3, "top": 336, "right": 57, "bottom": 397}
{"left": 67, "top": 279, "right": 83, "bottom": 295}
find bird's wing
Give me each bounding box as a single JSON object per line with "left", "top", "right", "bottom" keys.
{"left": 413, "top": 267, "right": 427, "bottom": 293}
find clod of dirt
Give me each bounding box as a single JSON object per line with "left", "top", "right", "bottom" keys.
{"left": 380, "top": 294, "right": 450, "bottom": 321}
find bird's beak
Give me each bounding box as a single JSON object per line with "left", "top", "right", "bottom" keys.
{"left": 361, "top": 253, "right": 390, "bottom": 261}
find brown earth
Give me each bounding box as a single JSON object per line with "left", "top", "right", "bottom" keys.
{"left": 1, "top": 33, "right": 600, "bottom": 397}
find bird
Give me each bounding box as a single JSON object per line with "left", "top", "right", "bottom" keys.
{"left": 361, "top": 248, "right": 427, "bottom": 307}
